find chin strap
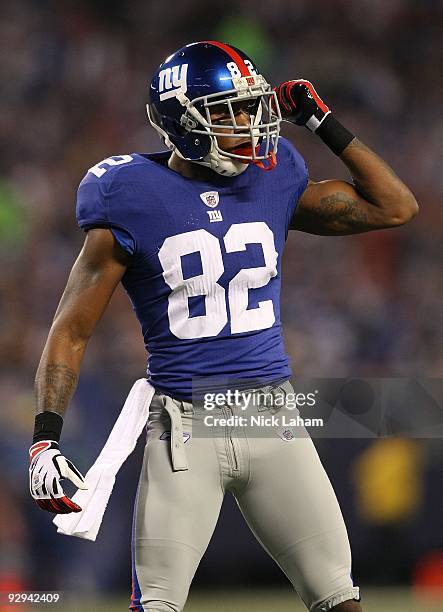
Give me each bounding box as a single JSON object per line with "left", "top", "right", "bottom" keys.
{"left": 204, "top": 139, "right": 278, "bottom": 176}
{"left": 198, "top": 140, "right": 250, "bottom": 176}
{"left": 174, "top": 142, "right": 277, "bottom": 176}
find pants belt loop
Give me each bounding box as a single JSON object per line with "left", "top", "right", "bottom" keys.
{"left": 162, "top": 396, "right": 188, "bottom": 471}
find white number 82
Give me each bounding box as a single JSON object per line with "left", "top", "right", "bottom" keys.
{"left": 158, "top": 222, "right": 277, "bottom": 339}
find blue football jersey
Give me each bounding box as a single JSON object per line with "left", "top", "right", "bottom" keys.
{"left": 76, "top": 137, "right": 308, "bottom": 399}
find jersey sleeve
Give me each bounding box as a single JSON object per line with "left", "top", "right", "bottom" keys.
{"left": 76, "top": 158, "right": 137, "bottom": 256}
{"left": 278, "top": 138, "right": 309, "bottom": 231}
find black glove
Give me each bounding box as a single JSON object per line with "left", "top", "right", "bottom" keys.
{"left": 274, "top": 79, "right": 331, "bottom": 132}
{"left": 274, "top": 79, "right": 355, "bottom": 156}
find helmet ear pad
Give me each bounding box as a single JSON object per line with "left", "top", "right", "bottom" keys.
{"left": 149, "top": 104, "right": 212, "bottom": 161}
{"left": 170, "top": 131, "right": 212, "bottom": 161}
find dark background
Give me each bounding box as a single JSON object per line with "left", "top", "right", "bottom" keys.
{"left": 0, "top": 0, "right": 442, "bottom": 604}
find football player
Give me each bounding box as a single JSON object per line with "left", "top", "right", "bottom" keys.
{"left": 29, "top": 41, "right": 418, "bottom": 611}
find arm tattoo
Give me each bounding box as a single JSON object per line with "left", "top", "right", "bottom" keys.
{"left": 313, "top": 191, "right": 368, "bottom": 228}
{"left": 35, "top": 363, "right": 78, "bottom": 415}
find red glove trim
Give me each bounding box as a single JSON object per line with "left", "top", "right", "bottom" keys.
{"left": 29, "top": 441, "right": 51, "bottom": 462}
{"left": 288, "top": 79, "right": 330, "bottom": 114}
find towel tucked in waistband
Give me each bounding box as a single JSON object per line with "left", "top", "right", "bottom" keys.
{"left": 53, "top": 378, "right": 155, "bottom": 541}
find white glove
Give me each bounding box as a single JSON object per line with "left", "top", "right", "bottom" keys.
{"left": 29, "top": 440, "right": 88, "bottom": 514}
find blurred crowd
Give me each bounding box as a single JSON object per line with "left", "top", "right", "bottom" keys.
{"left": 0, "top": 0, "right": 442, "bottom": 600}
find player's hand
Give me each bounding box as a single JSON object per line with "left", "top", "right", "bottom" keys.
{"left": 29, "top": 440, "right": 87, "bottom": 514}
{"left": 273, "top": 79, "right": 331, "bottom": 132}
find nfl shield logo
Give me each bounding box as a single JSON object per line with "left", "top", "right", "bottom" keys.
{"left": 200, "top": 191, "right": 219, "bottom": 208}
{"left": 278, "top": 428, "right": 295, "bottom": 441}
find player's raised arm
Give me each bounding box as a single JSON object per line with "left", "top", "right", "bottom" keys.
{"left": 30, "top": 228, "right": 129, "bottom": 514}
{"left": 274, "top": 80, "right": 419, "bottom": 235}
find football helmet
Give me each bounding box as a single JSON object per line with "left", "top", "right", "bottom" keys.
{"left": 147, "top": 41, "right": 281, "bottom": 176}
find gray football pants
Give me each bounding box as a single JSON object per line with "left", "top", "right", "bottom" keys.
{"left": 130, "top": 381, "right": 359, "bottom": 611}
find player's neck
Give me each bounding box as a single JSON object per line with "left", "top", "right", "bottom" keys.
{"left": 167, "top": 151, "right": 219, "bottom": 182}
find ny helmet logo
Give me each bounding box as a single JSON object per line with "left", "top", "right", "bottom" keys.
{"left": 158, "top": 64, "right": 188, "bottom": 101}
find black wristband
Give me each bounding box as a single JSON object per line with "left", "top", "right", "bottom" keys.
{"left": 316, "top": 114, "right": 355, "bottom": 156}
{"left": 33, "top": 411, "right": 63, "bottom": 443}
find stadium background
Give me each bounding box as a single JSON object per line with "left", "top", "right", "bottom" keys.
{"left": 0, "top": 0, "right": 442, "bottom": 610}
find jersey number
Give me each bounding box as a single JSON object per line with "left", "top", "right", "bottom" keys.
{"left": 88, "top": 155, "right": 134, "bottom": 178}
{"left": 158, "top": 222, "right": 277, "bottom": 339}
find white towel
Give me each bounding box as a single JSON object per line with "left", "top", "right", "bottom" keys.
{"left": 53, "top": 378, "right": 154, "bottom": 541}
